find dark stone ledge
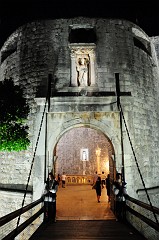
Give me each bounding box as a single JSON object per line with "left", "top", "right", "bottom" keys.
{"left": 136, "top": 186, "right": 159, "bottom": 194}
{"left": 51, "top": 91, "right": 132, "bottom": 97}
{"left": 0, "top": 184, "right": 33, "bottom": 194}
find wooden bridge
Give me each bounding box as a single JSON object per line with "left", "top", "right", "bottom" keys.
{"left": 0, "top": 185, "right": 159, "bottom": 240}
{"left": 29, "top": 219, "right": 146, "bottom": 240}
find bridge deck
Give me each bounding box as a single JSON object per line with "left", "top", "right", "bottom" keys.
{"left": 30, "top": 220, "right": 146, "bottom": 240}
{"left": 30, "top": 184, "right": 146, "bottom": 239}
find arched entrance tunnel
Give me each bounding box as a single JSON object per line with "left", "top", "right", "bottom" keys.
{"left": 53, "top": 126, "right": 116, "bottom": 220}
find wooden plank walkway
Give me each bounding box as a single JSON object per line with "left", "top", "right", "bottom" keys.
{"left": 30, "top": 185, "right": 146, "bottom": 239}
{"left": 30, "top": 220, "right": 147, "bottom": 240}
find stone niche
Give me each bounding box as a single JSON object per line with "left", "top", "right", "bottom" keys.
{"left": 69, "top": 43, "right": 96, "bottom": 87}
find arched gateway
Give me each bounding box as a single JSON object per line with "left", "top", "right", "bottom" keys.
{"left": 54, "top": 126, "right": 115, "bottom": 179}
{"left": 33, "top": 107, "right": 122, "bottom": 202}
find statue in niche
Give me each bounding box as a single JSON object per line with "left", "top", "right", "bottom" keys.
{"left": 76, "top": 57, "right": 89, "bottom": 86}
{"left": 82, "top": 151, "right": 87, "bottom": 160}
{"left": 81, "top": 148, "right": 89, "bottom": 161}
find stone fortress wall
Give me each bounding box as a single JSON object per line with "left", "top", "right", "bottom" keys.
{"left": 0, "top": 18, "right": 159, "bottom": 223}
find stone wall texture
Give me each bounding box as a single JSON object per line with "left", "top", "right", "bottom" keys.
{"left": 56, "top": 127, "right": 112, "bottom": 176}
{"left": 0, "top": 17, "right": 159, "bottom": 239}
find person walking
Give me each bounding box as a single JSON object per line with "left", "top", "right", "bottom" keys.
{"left": 95, "top": 176, "right": 102, "bottom": 203}
{"left": 57, "top": 174, "right": 61, "bottom": 186}
{"left": 106, "top": 174, "right": 111, "bottom": 202}
{"left": 92, "top": 171, "right": 98, "bottom": 189}
{"left": 101, "top": 171, "right": 106, "bottom": 188}
{"left": 61, "top": 172, "right": 66, "bottom": 188}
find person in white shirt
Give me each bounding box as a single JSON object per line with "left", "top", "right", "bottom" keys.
{"left": 61, "top": 172, "right": 67, "bottom": 188}
{"left": 101, "top": 171, "right": 106, "bottom": 189}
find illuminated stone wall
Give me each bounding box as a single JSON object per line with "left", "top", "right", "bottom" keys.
{"left": 56, "top": 127, "right": 111, "bottom": 176}
{"left": 0, "top": 18, "right": 159, "bottom": 224}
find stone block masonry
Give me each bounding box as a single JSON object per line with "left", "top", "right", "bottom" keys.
{"left": 0, "top": 18, "right": 159, "bottom": 240}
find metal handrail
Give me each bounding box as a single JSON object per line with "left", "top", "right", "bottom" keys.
{"left": 0, "top": 197, "right": 43, "bottom": 227}
{"left": 126, "top": 195, "right": 159, "bottom": 214}
{"left": 2, "top": 208, "right": 44, "bottom": 240}
{"left": 1, "top": 194, "right": 159, "bottom": 239}
{"left": 0, "top": 197, "right": 44, "bottom": 240}
{"left": 125, "top": 195, "right": 159, "bottom": 232}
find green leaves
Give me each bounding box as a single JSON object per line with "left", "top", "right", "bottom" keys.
{"left": 0, "top": 79, "right": 30, "bottom": 152}
{"left": 0, "top": 123, "right": 30, "bottom": 151}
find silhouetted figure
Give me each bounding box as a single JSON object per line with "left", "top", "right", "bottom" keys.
{"left": 95, "top": 176, "right": 102, "bottom": 203}
{"left": 92, "top": 171, "right": 98, "bottom": 189}
{"left": 57, "top": 174, "right": 61, "bottom": 186}
{"left": 106, "top": 174, "right": 110, "bottom": 202}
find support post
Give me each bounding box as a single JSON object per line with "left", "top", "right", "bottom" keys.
{"left": 115, "top": 73, "right": 125, "bottom": 183}
{"left": 44, "top": 74, "right": 52, "bottom": 182}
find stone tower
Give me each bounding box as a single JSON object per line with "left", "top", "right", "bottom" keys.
{"left": 0, "top": 18, "right": 159, "bottom": 220}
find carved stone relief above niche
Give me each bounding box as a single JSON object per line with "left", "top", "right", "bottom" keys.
{"left": 69, "top": 43, "right": 96, "bottom": 87}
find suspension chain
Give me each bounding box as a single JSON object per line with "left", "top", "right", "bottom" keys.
{"left": 14, "top": 97, "right": 48, "bottom": 237}
{"left": 119, "top": 102, "right": 159, "bottom": 225}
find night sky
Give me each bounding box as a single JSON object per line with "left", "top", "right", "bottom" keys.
{"left": 0, "top": 0, "right": 159, "bottom": 48}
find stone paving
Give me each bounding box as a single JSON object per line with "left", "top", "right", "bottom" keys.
{"left": 56, "top": 184, "right": 115, "bottom": 220}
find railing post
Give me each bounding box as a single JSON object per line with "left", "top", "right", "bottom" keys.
{"left": 44, "top": 74, "right": 52, "bottom": 182}
{"left": 115, "top": 73, "right": 125, "bottom": 183}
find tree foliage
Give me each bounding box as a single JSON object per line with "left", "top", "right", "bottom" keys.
{"left": 0, "top": 79, "right": 30, "bottom": 151}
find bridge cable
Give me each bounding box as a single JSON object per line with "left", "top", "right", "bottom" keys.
{"left": 119, "top": 102, "right": 159, "bottom": 225}
{"left": 115, "top": 72, "right": 125, "bottom": 183}
{"left": 14, "top": 87, "right": 49, "bottom": 238}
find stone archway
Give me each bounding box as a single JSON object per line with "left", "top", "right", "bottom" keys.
{"left": 47, "top": 112, "right": 121, "bottom": 172}
{"left": 53, "top": 126, "right": 116, "bottom": 220}
{"left": 54, "top": 126, "right": 114, "bottom": 178}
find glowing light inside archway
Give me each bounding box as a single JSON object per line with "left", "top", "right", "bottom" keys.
{"left": 55, "top": 126, "right": 114, "bottom": 178}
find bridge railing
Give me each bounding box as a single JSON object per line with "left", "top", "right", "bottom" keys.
{"left": 125, "top": 195, "right": 159, "bottom": 239}
{"left": 0, "top": 197, "right": 44, "bottom": 240}
{"left": 1, "top": 193, "right": 159, "bottom": 240}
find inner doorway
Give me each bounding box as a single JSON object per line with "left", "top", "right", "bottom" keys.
{"left": 53, "top": 126, "right": 115, "bottom": 220}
